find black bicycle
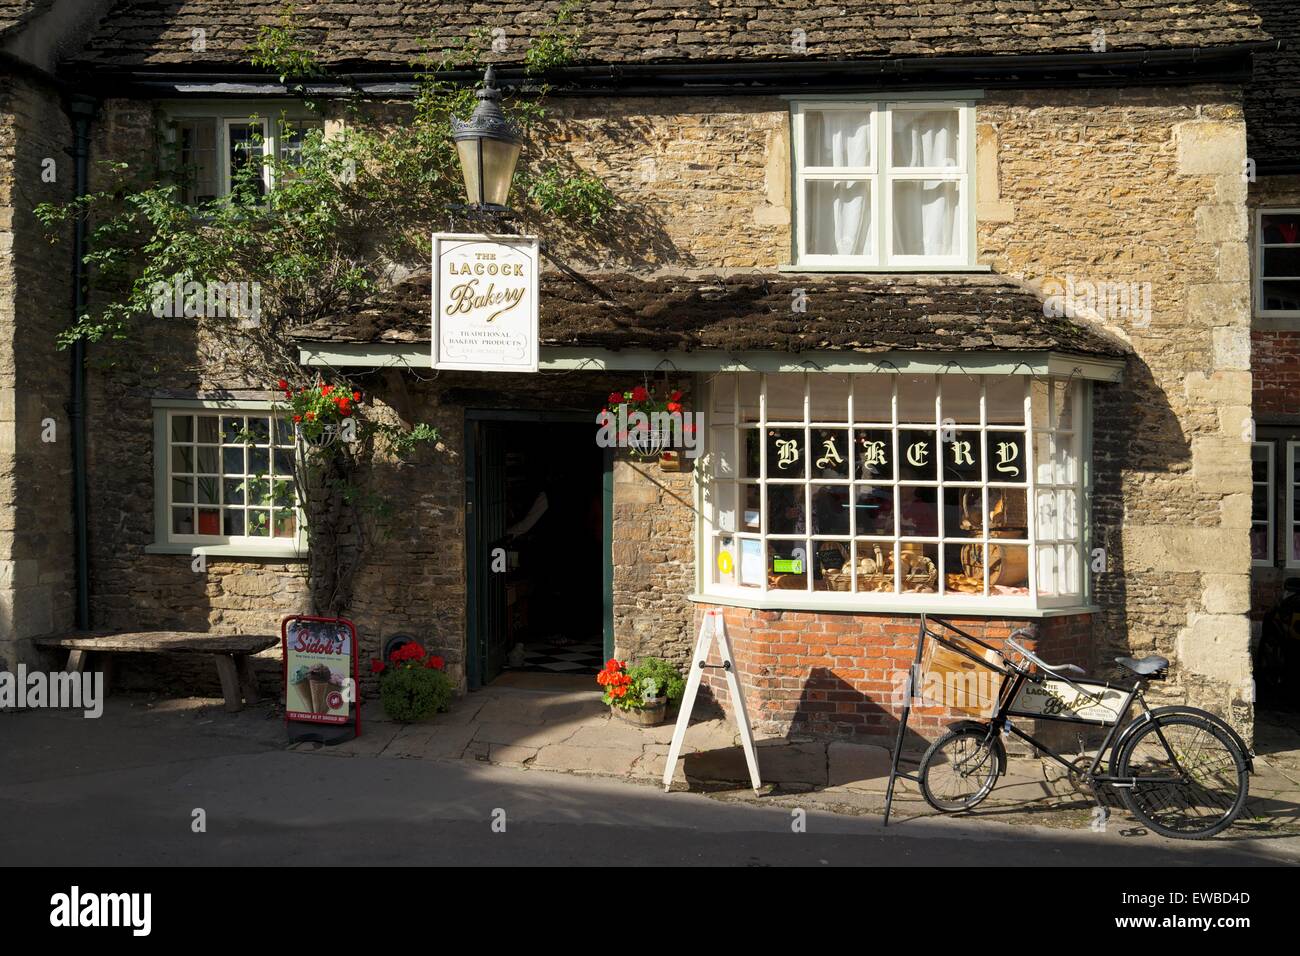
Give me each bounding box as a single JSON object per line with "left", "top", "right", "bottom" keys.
{"left": 915, "top": 626, "right": 1252, "bottom": 840}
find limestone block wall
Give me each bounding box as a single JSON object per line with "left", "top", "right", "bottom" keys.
{"left": 0, "top": 74, "right": 76, "bottom": 668}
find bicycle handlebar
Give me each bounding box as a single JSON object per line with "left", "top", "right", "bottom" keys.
{"left": 1004, "top": 637, "right": 1086, "bottom": 681}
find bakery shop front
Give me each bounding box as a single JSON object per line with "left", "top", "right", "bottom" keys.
{"left": 296, "top": 269, "right": 1125, "bottom": 739}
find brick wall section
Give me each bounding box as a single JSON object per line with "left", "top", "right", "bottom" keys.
{"left": 0, "top": 74, "right": 75, "bottom": 668}
{"left": 691, "top": 604, "right": 1094, "bottom": 742}
{"left": 1252, "top": 329, "right": 1300, "bottom": 418}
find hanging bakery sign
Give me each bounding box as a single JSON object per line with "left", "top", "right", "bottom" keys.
{"left": 432, "top": 233, "right": 540, "bottom": 372}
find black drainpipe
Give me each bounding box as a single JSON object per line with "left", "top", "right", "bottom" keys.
{"left": 68, "top": 94, "right": 96, "bottom": 630}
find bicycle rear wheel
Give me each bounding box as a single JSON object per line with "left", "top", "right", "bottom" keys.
{"left": 1114, "top": 713, "right": 1249, "bottom": 839}
{"left": 919, "top": 728, "right": 1001, "bottom": 812}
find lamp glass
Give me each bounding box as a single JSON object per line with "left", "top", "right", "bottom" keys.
{"left": 456, "top": 136, "right": 522, "bottom": 207}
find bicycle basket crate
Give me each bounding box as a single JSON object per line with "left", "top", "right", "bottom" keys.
{"left": 920, "top": 633, "right": 1009, "bottom": 717}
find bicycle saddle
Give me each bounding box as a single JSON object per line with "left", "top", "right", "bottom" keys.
{"left": 1115, "top": 655, "right": 1169, "bottom": 675}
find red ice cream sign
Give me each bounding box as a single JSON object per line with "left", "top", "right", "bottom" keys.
{"left": 283, "top": 615, "right": 359, "bottom": 728}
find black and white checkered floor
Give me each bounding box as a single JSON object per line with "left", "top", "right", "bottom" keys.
{"left": 510, "top": 640, "right": 604, "bottom": 674}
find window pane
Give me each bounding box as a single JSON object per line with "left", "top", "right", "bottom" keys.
{"left": 223, "top": 508, "right": 245, "bottom": 536}
{"left": 991, "top": 488, "right": 1028, "bottom": 537}
{"left": 855, "top": 428, "right": 894, "bottom": 480}
{"left": 709, "top": 427, "right": 736, "bottom": 477}
{"left": 804, "top": 109, "right": 871, "bottom": 167}
{"left": 274, "top": 448, "right": 295, "bottom": 477}
{"left": 1261, "top": 212, "right": 1300, "bottom": 245}
{"left": 809, "top": 374, "right": 850, "bottom": 422}
{"left": 940, "top": 430, "right": 981, "bottom": 481}
{"left": 714, "top": 535, "right": 738, "bottom": 587}
{"left": 1251, "top": 524, "right": 1269, "bottom": 561}
{"left": 742, "top": 428, "right": 762, "bottom": 479}
{"left": 766, "top": 428, "right": 806, "bottom": 479}
{"left": 853, "top": 376, "right": 892, "bottom": 423}
{"left": 948, "top": 542, "right": 986, "bottom": 595}
{"left": 172, "top": 477, "right": 194, "bottom": 503}
{"left": 1263, "top": 247, "right": 1300, "bottom": 277}
{"left": 989, "top": 543, "right": 1029, "bottom": 594}
{"left": 710, "top": 480, "right": 736, "bottom": 532}
{"left": 196, "top": 476, "right": 219, "bottom": 505}
{"left": 899, "top": 486, "right": 938, "bottom": 536}
{"left": 741, "top": 484, "right": 761, "bottom": 532}
{"left": 854, "top": 541, "right": 895, "bottom": 593}
{"left": 170, "top": 415, "right": 193, "bottom": 442}
{"left": 944, "top": 487, "right": 980, "bottom": 538}
{"left": 987, "top": 431, "right": 1027, "bottom": 483}
{"left": 940, "top": 374, "right": 980, "bottom": 424}
{"left": 738, "top": 373, "right": 761, "bottom": 422}
{"left": 1058, "top": 545, "right": 1080, "bottom": 596}
{"left": 196, "top": 415, "right": 220, "bottom": 443}
{"left": 811, "top": 484, "right": 850, "bottom": 535}
{"left": 892, "top": 180, "right": 960, "bottom": 257}
{"left": 1052, "top": 381, "right": 1075, "bottom": 431}
{"left": 277, "top": 120, "right": 323, "bottom": 171}
{"left": 248, "top": 417, "right": 271, "bottom": 443}
{"left": 897, "top": 375, "right": 935, "bottom": 423}
{"left": 766, "top": 375, "right": 805, "bottom": 422}
{"left": 171, "top": 445, "right": 193, "bottom": 473}
{"left": 196, "top": 446, "right": 219, "bottom": 473}
{"left": 899, "top": 543, "right": 938, "bottom": 593}
{"left": 222, "top": 416, "right": 244, "bottom": 443}
{"left": 811, "top": 429, "right": 851, "bottom": 479}
{"left": 767, "top": 484, "right": 805, "bottom": 534}
{"left": 197, "top": 508, "right": 220, "bottom": 535}
{"left": 171, "top": 507, "right": 195, "bottom": 535}
{"left": 898, "top": 429, "right": 937, "bottom": 481}
{"left": 275, "top": 417, "right": 295, "bottom": 446}
{"left": 854, "top": 486, "right": 894, "bottom": 535}
{"left": 223, "top": 446, "right": 245, "bottom": 475}
{"left": 1261, "top": 279, "right": 1300, "bottom": 312}
{"left": 228, "top": 122, "right": 266, "bottom": 198}
{"left": 806, "top": 180, "right": 872, "bottom": 257}
{"left": 274, "top": 510, "right": 297, "bottom": 538}
{"left": 223, "top": 478, "right": 245, "bottom": 505}
{"left": 249, "top": 447, "right": 269, "bottom": 474}
{"left": 891, "top": 109, "right": 959, "bottom": 168}
{"left": 711, "top": 372, "right": 736, "bottom": 421}
{"left": 986, "top": 377, "right": 1026, "bottom": 425}
{"left": 768, "top": 541, "right": 809, "bottom": 589}
{"left": 248, "top": 510, "right": 270, "bottom": 537}
{"left": 176, "top": 119, "right": 218, "bottom": 204}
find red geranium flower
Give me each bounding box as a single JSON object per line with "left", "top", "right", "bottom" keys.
{"left": 670, "top": 390, "right": 683, "bottom": 402}
{"left": 631, "top": 385, "right": 649, "bottom": 403}
{"left": 277, "top": 378, "right": 289, "bottom": 390}
{"left": 370, "top": 659, "right": 386, "bottom": 673}
{"left": 425, "top": 655, "right": 445, "bottom": 670}
{"left": 293, "top": 414, "right": 302, "bottom": 423}
{"left": 607, "top": 391, "right": 623, "bottom": 405}
{"left": 667, "top": 402, "right": 682, "bottom": 413}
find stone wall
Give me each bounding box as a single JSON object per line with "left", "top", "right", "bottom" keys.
{"left": 0, "top": 74, "right": 76, "bottom": 668}
{"left": 63, "top": 88, "right": 1257, "bottom": 737}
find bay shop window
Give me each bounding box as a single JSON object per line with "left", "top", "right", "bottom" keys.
{"left": 700, "top": 372, "right": 1088, "bottom": 609}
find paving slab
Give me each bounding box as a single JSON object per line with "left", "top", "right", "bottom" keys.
{"left": 488, "top": 744, "right": 539, "bottom": 767}
{"left": 387, "top": 723, "right": 477, "bottom": 760}
{"left": 827, "top": 741, "right": 893, "bottom": 790}
{"left": 532, "top": 743, "right": 639, "bottom": 776}
{"left": 471, "top": 720, "right": 581, "bottom": 749}
{"left": 566, "top": 720, "right": 675, "bottom": 749}
{"left": 754, "top": 740, "right": 829, "bottom": 787}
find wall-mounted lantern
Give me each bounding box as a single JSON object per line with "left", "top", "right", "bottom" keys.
{"left": 451, "top": 65, "right": 522, "bottom": 211}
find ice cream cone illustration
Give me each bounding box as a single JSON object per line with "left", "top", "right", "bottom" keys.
{"left": 308, "top": 664, "right": 333, "bottom": 714}
{"left": 291, "top": 665, "right": 313, "bottom": 712}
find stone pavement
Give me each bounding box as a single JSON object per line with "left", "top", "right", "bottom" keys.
{"left": 299, "top": 684, "right": 1300, "bottom": 834}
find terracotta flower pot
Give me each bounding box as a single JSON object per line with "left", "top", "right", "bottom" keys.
{"left": 611, "top": 697, "right": 667, "bottom": 726}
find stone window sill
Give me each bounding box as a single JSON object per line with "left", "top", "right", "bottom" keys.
{"left": 145, "top": 542, "right": 306, "bottom": 561}
{"left": 688, "top": 592, "right": 1097, "bottom": 619}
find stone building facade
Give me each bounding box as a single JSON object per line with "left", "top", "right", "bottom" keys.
{"left": 0, "top": 1, "right": 1291, "bottom": 744}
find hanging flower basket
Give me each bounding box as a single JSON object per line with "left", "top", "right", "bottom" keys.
{"left": 598, "top": 385, "right": 693, "bottom": 461}
{"left": 275, "top": 377, "right": 362, "bottom": 452}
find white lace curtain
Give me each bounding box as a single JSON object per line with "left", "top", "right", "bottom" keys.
{"left": 804, "top": 108, "right": 961, "bottom": 259}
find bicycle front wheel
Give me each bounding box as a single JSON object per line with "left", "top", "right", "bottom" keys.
{"left": 1114, "top": 714, "right": 1249, "bottom": 839}
{"left": 919, "top": 728, "right": 1001, "bottom": 812}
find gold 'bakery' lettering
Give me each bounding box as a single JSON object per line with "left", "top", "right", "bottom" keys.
{"left": 906, "top": 441, "right": 929, "bottom": 467}
{"left": 995, "top": 441, "right": 1021, "bottom": 476}
{"left": 950, "top": 440, "right": 974, "bottom": 466}
{"left": 444, "top": 279, "right": 526, "bottom": 323}
{"left": 815, "top": 438, "right": 844, "bottom": 470}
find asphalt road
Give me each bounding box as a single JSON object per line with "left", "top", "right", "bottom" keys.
{"left": 2, "top": 706, "right": 1298, "bottom": 867}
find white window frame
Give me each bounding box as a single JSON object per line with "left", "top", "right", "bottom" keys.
{"left": 161, "top": 101, "right": 324, "bottom": 202}
{"left": 147, "top": 399, "right": 306, "bottom": 560}
{"left": 1255, "top": 207, "right": 1300, "bottom": 318}
{"left": 1253, "top": 441, "right": 1275, "bottom": 567}
{"left": 697, "top": 372, "right": 1088, "bottom": 612}
{"left": 1287, "top": 441, "right": 1300, "bottom": 569}
{"left": 791, "top": 98, "right": 976, "bottom": 270}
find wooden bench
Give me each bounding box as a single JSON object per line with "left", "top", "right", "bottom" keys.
{"left": 35, "top": 631, "right": 279, "bottom": 713}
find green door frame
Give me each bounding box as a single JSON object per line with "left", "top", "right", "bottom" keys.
{"left": 464, "top": 408, "right": 614, "bottom": 690}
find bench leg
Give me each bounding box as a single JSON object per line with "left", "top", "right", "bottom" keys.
{"left": 65, "top": 649, "right": 88, "bottom": 673}
{"left": 213, "top": 655, "right": 243, "bottom": 713}
{"left": 235, "top": 654, "right": 261, "bottom": 704}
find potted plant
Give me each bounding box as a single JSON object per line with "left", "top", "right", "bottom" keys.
{"left": 277, "top": 377, "right": 362, "bottom": 450}
{"left": 370, "top": 640, "right": 454, "bottom": 722}
{"left": 597, "top": 657, "right": 685, "bottom": 726}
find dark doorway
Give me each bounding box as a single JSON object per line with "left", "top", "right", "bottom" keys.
{"left": 466, "top": 411, "right": 611, "bottom": 688}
